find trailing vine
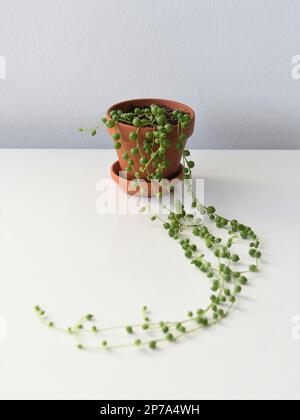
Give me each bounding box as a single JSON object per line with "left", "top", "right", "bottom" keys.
{"left": 35, "top": 104, "right": 262, "bottom": 351}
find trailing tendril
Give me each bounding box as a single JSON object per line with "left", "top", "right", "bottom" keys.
{"left": 35, "top": 190, "right": 262, "bottom": 351}
{"left": 35, "top": 104, "right": 262, "bottom": 351}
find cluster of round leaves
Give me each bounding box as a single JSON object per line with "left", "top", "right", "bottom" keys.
{"left": 37, "top": 105, "right": 262, "bottom": 351}
{"left": 35, "top": 194, "right": 262, "bottom": 352}
{"left": 79, "top": 104, "right": 194, "bottom": 182}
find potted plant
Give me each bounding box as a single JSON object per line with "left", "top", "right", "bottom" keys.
{"left": 80, "top": 98, "right": 196, "bottom": 195}
{"left": 35, "top": 99, "right": 262, "bottom": 352}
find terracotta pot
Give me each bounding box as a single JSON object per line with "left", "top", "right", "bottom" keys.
{"left": 111, "top": 161, "right": 184, "bottom": 197}
{"left": 106, "top": 98, "right": 195, "bottom": 181}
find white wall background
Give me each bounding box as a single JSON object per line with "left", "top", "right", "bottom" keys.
{"left": 0, "top": 0, "right": 299, "bottom": 149}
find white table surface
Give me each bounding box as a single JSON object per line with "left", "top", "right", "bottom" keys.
{"left": 0, "top": 150, "right": 299, "bottom": 401}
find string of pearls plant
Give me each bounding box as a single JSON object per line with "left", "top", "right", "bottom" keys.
{"left": 35, "top": 104, "right": 262, "bottom": 352}
{"left": 79, "top": 104, "right": 193, "bottom": 181}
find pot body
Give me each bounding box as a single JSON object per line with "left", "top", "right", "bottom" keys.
{"left": 106, "top": 98, "right": 195, "bottom": 180}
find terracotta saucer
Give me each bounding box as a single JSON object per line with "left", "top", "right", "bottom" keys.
{"left": 111, "top": 161, "right": 184, "bottom": 197}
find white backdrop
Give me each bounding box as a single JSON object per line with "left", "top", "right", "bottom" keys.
{"left": 0, "top": 0, "right": 299, "bottom": 149}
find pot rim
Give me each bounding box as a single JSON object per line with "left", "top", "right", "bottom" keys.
{"left": 106, "top": 98, "right": 195, "bottom": 130}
